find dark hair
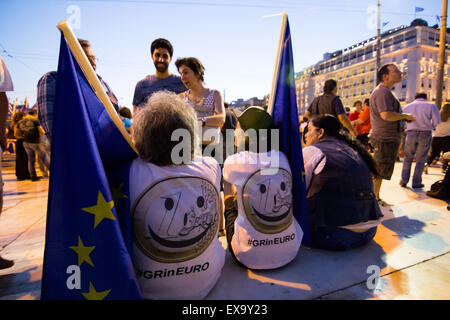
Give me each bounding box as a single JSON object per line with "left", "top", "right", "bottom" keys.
{"left": 353, "top": 100, "right": 362, "bottom": 107}
{"left": 28, "top": 109, "right": 37, "bottom": 116}
{"left": 363, "top": 98, "right": 370, "bottom": 106}
{"left": 151, "top": 38, "right": 173, "bottom": 58}
{"left": 224, "top": 102, "right": 229, "bottom": 109}
{"left": 78, "top": 38, "right": 90, "bottom": 49}
{"left": 119, "top": 107, "right": 132, "bottom": 119}
{"left": 175, "top": 57, "right": 205, "bottom": 82}
{"left": 377, "top": 63, "right": 395, "bottom": 83}
{"left": 415, "top": 92, "right": 427, "bottom": 100}
{"left": 309, "top": 115, "right": 379, "bottom": 176}
{"left": 323, "top": 79, "right": 337, "bottom": 94}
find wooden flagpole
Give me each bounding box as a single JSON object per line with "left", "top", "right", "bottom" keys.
{"left": 56, "top": 20, "right": 137, "bottom": 153}
{"left": 267, "top": 12, "right": 287, "bottom": 115}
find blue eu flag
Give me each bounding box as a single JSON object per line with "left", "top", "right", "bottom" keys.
{"left": 41, "top": 34, "right": 142, "bottom": 300}
{"left": 270, "top": 16, "right": 311, "bottom": 244}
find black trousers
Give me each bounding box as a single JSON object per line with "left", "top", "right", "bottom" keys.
{"left": 15, "top": 139, "right": 30, "bottom": 180}
{"left": 427, "top": 136, "right": 450, "bottom": 166}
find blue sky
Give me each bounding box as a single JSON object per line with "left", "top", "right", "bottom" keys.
{"left": 0, "top": 0, "right": 445, "bottom": 108}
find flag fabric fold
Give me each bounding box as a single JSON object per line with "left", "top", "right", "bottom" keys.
{"left": 270, "top": 16, "right": 311, "bottom": 244}
{"left": 415, "top": 7, "right": 424, "bottom": 13}
{"left": 41, "top": 34, "right": 142, "bottom": 300}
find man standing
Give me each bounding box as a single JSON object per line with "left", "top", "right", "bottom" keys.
{"left": 370, "top": 64, "right": 416, "bottom": 205}
{"left": 132, "top": 38, "right": 186, "bottom": 113}
{"left": 0, "top": 56, "right": 14, "bottom": 269}
{"left": 303, "top": 79, "right": 357, "bottom": 137}
{"left": 399, "top": 93, "right": 440, "bottom": 189}
{"left": 37, "top": 38, "right": 119, "bottom": 143}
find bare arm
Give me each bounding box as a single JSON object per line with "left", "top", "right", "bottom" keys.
{"left": 203, "top": 90, "right": 225, "bottom": 129}
{"left": 380, "top": 111, "right": 415, "bottom": 122}
{"left": 337, "top": 113, "right": 357, "bottom": 137}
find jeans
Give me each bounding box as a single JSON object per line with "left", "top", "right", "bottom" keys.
{"left": 310, "top": 226, "right": 377, "bottom": 251}
{"left": 23, "top": 136, "right": 50, "bottom": 178}
{"left": 401, "top": 131, "right": 432, "bottom": 186}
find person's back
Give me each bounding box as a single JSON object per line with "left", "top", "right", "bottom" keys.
{"left": 223, "top": 150, "right": 302, "bottom": 269}
{"left": 403, "top": 98, "right": 440, "bottom": 131}
{"left": 306, "top": 137, "right": 381, "bottom": 230}
{"left": 130, "top": 155, "right": 224, "bottom": 299}
{"left": 129, "top": 91, "right": 224, "bottom": 299}
{"left": 303, "top": 115, "right": 382, "bottom": 250}
{"left": 309, "top": 93, "right": 339, "bottom": 117}
{"left": 222, "top": 107, "right": 302, "bottom": 269}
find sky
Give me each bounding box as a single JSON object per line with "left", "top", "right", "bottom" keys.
{"left": 0, "top": 0, "right": 446, "bottom": 108}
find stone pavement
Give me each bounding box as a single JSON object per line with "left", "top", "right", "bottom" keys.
{"left": 0, "top": 152, "right": 449, "bottom": 300}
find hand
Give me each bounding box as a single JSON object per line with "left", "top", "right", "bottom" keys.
{"left": 403, "top": 113, "right": 416, "bottom": 123}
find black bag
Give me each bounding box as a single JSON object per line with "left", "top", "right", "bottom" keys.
{"left": 17, "top": 118, "right": 40, "bottom": 143}
{"left": 430, "top": 179, "right": 444, "bottom": 192}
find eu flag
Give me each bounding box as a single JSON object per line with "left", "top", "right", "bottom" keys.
{"left": 270, "top": 15, "right": 311, "bottom": 244}
{"left": 41, "top": 34, "right": 142, "bottom": 300}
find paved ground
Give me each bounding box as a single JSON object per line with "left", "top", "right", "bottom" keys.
{"left": 0, "top": 152, "right": 449, "bottom": 300}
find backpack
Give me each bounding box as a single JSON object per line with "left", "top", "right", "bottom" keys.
{"left": 17, "top": 118, "right": 40, "bottom": 143}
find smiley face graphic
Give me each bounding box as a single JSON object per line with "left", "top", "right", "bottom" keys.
{"left": 242, "top": 168, "right": 293, "bottom": 234}
{"left": 132, "top": 177, "right": 219, "bottom": 263}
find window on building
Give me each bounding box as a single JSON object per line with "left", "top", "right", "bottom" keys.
{"left": 403, "top": 54, "right": 408, "bottom": 60}
{"left": 383, "top": 39, "right": 392, "bottom": 48}
{"left": 405, "top": 30, "right": 416, "bottom": 41}
{"left": 393, "top": 36, "right": 403, "bottom": 44}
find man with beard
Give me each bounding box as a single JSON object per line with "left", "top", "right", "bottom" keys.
{"left": 132, "top": 38, "right": 186, "bottom": 113}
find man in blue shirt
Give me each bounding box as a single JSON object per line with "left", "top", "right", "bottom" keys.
{"left": 400, "top": 92, "right": 441, "bottom": 189}
{"left": 132, "top": 38, "right": 186, "bottom": 113}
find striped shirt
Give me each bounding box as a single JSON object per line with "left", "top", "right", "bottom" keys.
{"left": 37, "top": 71, "right": 119, "bottom": 142}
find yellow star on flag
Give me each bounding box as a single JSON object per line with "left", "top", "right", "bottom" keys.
{"left": 81, "top": 282, "right": 111, "bottom": 300}
{"left": 82, "top": 191, "right": 116, "bottom": 229}
{"left": 111, "top": 183, "right": 128, "bottom": 204}
{"left": 69, "top": 236, "right": 95, "bottom": 267}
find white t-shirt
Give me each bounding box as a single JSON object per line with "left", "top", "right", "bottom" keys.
{"left": 0, "top": 57, "right": 13, "bottom": 92}
{"left": 223, "top": 150, "right": 302, "bottom": 270}
{"left": 129, "top": 156, "right": 225, "bottom": 300}
{"left": 434, "top": 118, "right": 450, "bottom": 137}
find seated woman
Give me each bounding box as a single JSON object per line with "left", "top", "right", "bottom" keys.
{"left": 129, "top": 91, "right": 225, "bottom": 299}
{"left": 222, "top": 107, "right": 303, "bottom": 270}
{"left": 176, "top": 57, "right": 225, "bottom": 156}
{"left": 303, "top": 115, "right": 383, "bottom": 251}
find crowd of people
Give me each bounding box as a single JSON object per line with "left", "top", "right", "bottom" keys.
{"left": 0, "top": 36, "right": 449, "bottom": 300}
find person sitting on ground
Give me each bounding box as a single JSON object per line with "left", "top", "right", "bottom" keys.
{"left": 424, "top": 103, "right": 450, "bottom": 174}
{"left": 15, "top": 109, "right": 50, "bottom": 181}
{"left": 129, "top": 91, "right": 225, "bottom": 300}
{"left": 222, "top": 107, "right": 303, "bottom": 269}
{"left": 118, "top": 106, "right": 132, "bottom": 133}
{"left": 426, "top": 151, "right": 450, "bottom": 202}
{"left": 303, "top": 115, "right": 383, "bottom": 250}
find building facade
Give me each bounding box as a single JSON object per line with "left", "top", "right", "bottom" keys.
{"left": 296, "top": 23, "right": 450, "bottom": 115}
